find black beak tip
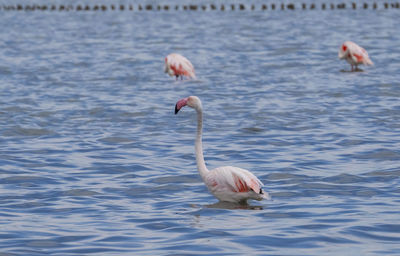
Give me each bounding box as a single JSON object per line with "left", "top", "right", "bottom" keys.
{"left": 175, "top": 104, "right": 179, "bottom": 115}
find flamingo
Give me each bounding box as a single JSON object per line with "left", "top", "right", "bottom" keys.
{"left": 175, "top": 96, "right": 270, "bottom": 204}
{"left": 338, "top": 41, "right": 373, "bottom": 71}
{"left": 164, "top": 53, "right": 196, "bottom": 80}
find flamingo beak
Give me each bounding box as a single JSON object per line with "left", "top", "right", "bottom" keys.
{"left": 174, "top": 97, "right": 189, "bottom": 115}
{"left": 175, "top": 104, "right": 180, "bottom": 114}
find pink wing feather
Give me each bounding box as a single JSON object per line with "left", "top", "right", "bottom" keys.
{"left": 165, "top": 53, "right": 196, "bottom": 78}
{"left": 206, "top": 166, "right": 263, "bottom": 194}
{"left": 345, "top": 41, "right": 373, "bottom": 66}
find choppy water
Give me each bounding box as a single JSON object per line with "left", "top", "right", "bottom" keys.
{"left": 0, "top": 5, "right": 399, "bottom": 256}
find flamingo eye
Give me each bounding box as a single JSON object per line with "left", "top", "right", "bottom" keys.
{"left": 342, "top": 45, "right": 347, "bottom": 52}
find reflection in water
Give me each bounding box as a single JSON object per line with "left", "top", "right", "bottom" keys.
{"left": 340, "top": 69, "right": 365, "bottom": 72}
{"left": 205, "top": 201, "right": 264, "bottom": 210}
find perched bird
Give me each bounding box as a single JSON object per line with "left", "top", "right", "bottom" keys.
{"left": 164, "top": 53, "right": 196, "bottom": 80}
{"left": 175, "top": 96, "right": 270, "bottom": 204}
{"left": 338, "top": 41, "right": 373, "bottom": 71}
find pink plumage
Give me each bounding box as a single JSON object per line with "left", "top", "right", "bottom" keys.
{"left": 164, "top": 53, "right": 196, "bottom": 80}
{"left": 338, "top": 41, "right": 373, "bottom": 71}
{"left": 175, "top": 96, "right": 270, "bottom": 204}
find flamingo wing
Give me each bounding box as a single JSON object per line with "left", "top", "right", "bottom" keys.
{"left": 207, "top": 166, "right": 263, "bottom": 194}
{"left": 347, "top": 42, "right": 373, "bottom": 66}
{"left": 359, "top": 47, "right": 373, "bottom": 66}
{"left": 165, "top": 54, "right": 196, "bottom": 78}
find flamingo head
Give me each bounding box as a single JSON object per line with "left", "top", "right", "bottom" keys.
{"left": 175, "top": 96, "right": 202, "bottom": 114}
{"left": 338, "top": 42, "right": 349, "bottom": 59}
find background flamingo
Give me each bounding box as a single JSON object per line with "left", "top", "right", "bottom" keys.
{"left": 164, "top": 53, "right": 196, "bottom": 80}
{"left": 338, "top": 41, "right": 373, "bottom": 71}
{"left": 175, "top": 96, "right": 270, "bottom": 204}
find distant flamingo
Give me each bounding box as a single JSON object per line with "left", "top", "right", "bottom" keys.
{"left": 338, "top": 41, "right": 373, "bottom": 71}
{"left": 164, "top": 53, "right": 196, "bottom": 80}
{"left": 175, "top": 96, "right": 270, "bottom": 204}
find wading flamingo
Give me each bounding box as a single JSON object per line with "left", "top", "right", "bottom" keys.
{"left": 175, "top": 96, "right": 270, "bottom": 204}
{"left": 338, "top": 41, "right": 373, "bottom": 71}
{"left": 164, "top": 53, "right": 196, "bottom": 80}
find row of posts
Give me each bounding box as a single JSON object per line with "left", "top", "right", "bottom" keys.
{"left": 1, "top": 3, "right": 400, "bottom": 11}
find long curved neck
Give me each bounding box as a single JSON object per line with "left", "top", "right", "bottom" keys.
{"left": 194, "top": 106, "right": 209, "bottom": 181}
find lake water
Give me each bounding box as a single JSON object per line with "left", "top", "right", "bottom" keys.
{"left": 0, "top": 4, "right": 399, "bottom": 256}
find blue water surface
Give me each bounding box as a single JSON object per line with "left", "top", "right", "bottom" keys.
{"left": 0, "top": 4, "right": 399, "bottom": 256}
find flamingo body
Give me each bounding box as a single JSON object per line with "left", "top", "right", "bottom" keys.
{"left": 175, "top": 96, "right": 270, "bottom": 204}
{"left": 165, "top": 53, "right": 196, "bottom": 80}
{"left": 338, "top": 41, "right": 373, "bottom": 71}
{"left": 205, "top": 166, "right": 268, "bottom": 203}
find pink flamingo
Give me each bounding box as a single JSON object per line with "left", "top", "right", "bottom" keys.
{"left": 338, "top": 41, "right": 373, "bottom": 71}
{"left": 175, "top": 96, "right": 270, "bottom": 204}
{"left": 164, "top": 53, "right": 196, "bottom": 80}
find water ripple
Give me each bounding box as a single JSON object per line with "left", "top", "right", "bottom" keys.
{"left": 0, "top": 5, "right": 399, "bottom": 256}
